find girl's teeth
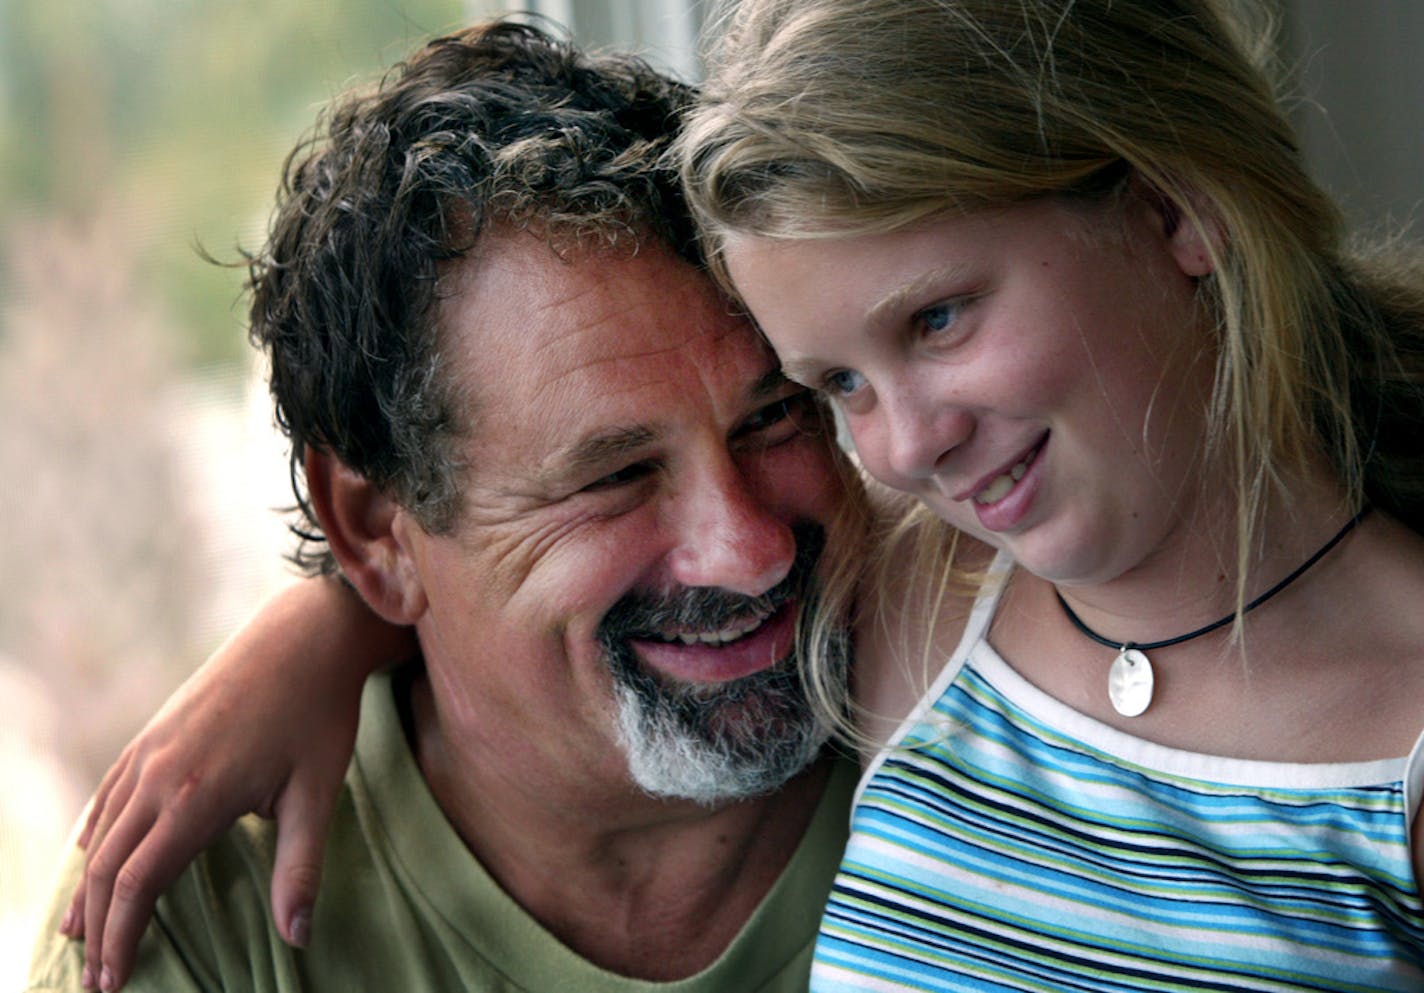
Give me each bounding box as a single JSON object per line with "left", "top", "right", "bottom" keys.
{"left": 975, "top": 474, "right": 1015, "bottom": 505}
{"left": 975, "top": 457, "right": 1030, "bottom": 505}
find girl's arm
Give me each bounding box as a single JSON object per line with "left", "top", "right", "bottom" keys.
{"left": 62, "top": 576, "right": 414, "bottom": 993}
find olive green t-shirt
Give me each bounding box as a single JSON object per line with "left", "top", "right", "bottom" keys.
{"left": 28, "top": 671, "right": 855, "bottom": 992}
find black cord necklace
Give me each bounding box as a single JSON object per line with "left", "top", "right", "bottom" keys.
{"left": 1054, "top": 505, "right": 1370, "bottom": 717}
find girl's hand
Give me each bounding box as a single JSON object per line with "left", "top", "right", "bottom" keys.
{"left": 59, "top": 577, "right": 414, "bottom": 992}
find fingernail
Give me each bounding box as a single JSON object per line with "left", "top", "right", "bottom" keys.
{"left": 81, "top": 965, "right": 95, "bottom": 990}
{"left": 60, "top": 907, "right": 75, "bottom": 935}
{"left": 288, "top": 909, "right": 311, "bottom": 948}
{"left": 100, "top": 967, "right": 115, "bottom": 992}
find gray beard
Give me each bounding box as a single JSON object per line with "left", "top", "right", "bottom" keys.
{"left": 596, "top": 523, "right": 851, "bottom": 805}
{"left": 609, "top": 644, "right": 840, "bottom": 805}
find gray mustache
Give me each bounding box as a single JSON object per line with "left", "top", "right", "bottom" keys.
{"left": 597, "top": 522, "right": 825, "bottom": 643}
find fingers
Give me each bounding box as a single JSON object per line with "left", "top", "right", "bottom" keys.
{"left": 77, "top": 749, "right": 130, "bottom": 851}
{"left": 65, "top": 754, "right": 141, "bottom": 938}
{"left": 60, "top": 873, "right": 87, "bottom": 942}
{"left": 94, "top": 806, "right": 224, "bottom": 992}
{"left": 269, "top": 771, "right": 342, "bottom": 948}
{"left": 79, "top": 797, "right": 160, "bottom": 990}
{"left": 76, "top": 760, "right": 228, "bottom": 991}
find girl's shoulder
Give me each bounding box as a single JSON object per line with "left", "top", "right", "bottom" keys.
{"left": 1314, "top": 511, "right": 1424, "bottom": 755}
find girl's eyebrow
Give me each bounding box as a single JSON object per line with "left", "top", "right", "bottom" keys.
{"left": 866, "top": 261, "right": 976, "bottom": 327}
{"left": 776, "top": 356, "right": 822, "bottom": 387}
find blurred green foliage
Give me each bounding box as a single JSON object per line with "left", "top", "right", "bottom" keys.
{"left": 0, "top": 0, "right": 486, "bottom": 366}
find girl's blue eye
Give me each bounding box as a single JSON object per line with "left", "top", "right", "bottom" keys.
{"left": 824, "top": 368, "right": 866, "bottom": 397}
{"left": 919, "top": 301, "right": 961, "bottom": 334}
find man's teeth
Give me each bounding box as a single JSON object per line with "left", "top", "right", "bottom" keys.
{"left": 974, "top": 458, "right": 1029, "bottom": 505}
{"left": 659, "top": 606, "right": 773, "bottom": 646}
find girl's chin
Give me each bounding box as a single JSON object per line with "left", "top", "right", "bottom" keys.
{"left": 917, "top": 498, "right": 1118, "bottom": 584}
{"left": 992, "top": 530, "right": 1105, "bottom": 585}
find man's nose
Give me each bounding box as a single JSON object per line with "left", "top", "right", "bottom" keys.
{"left": 666, "top": 460, "right": 796, "bottom": 597}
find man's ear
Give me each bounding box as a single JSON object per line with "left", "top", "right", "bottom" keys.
{"left": 304, "top": 448, "right": 428, "bottom": 625}
{"left": 1134, "top": 175, "right": 1221, "bottom": 279}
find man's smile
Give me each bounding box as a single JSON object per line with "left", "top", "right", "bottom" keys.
{"left": 643, "top": 601, "right": 776, "bottom": 646}
{"left": 628, "top": 600, "right": 799, "bottom": 685}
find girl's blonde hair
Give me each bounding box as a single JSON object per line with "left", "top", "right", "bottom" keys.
{"left": 678, "top": 0, "right": 1424, "bottom": 734}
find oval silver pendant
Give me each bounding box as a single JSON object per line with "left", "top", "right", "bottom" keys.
{"left": 1108, "top": 648, "right": 1154, "bottom": 717}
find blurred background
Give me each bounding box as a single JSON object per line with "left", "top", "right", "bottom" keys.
{"left": 0, "top": 0, "right": 1419, "bottom": 979}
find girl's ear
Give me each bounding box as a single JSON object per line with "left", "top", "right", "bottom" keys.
{"left": 1134, "top": 174, "right": 1221, "bottom": 278}
{"left": 303, "top": 448, "right": 428, "bottom": 626}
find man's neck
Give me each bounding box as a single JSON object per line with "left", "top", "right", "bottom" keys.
{"left": 403, "top": 669, "right": 832, "bottom": 980}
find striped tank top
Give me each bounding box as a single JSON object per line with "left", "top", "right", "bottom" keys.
{"left": 814, "top": 563, "right": 1424, "bottom": 991}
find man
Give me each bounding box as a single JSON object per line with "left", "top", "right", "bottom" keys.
{"left": 27, "top": 20, "right": 865, "bottom": 993}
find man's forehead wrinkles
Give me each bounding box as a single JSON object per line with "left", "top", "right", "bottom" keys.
{"left": 530, "top": 333, "right": 689, "bottom": 382}
{"left": 517, "top": 355, "right": 684, "bottom": 434}
{"left": 534, "top": 266, "right": 655, "bottom": 328}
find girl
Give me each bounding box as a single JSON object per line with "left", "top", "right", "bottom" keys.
{"left": 676, "top": 0, "right": 1424, "bottom": 987}
{"left": 65, "top": 1, "right": 1424, "bottom": 988}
